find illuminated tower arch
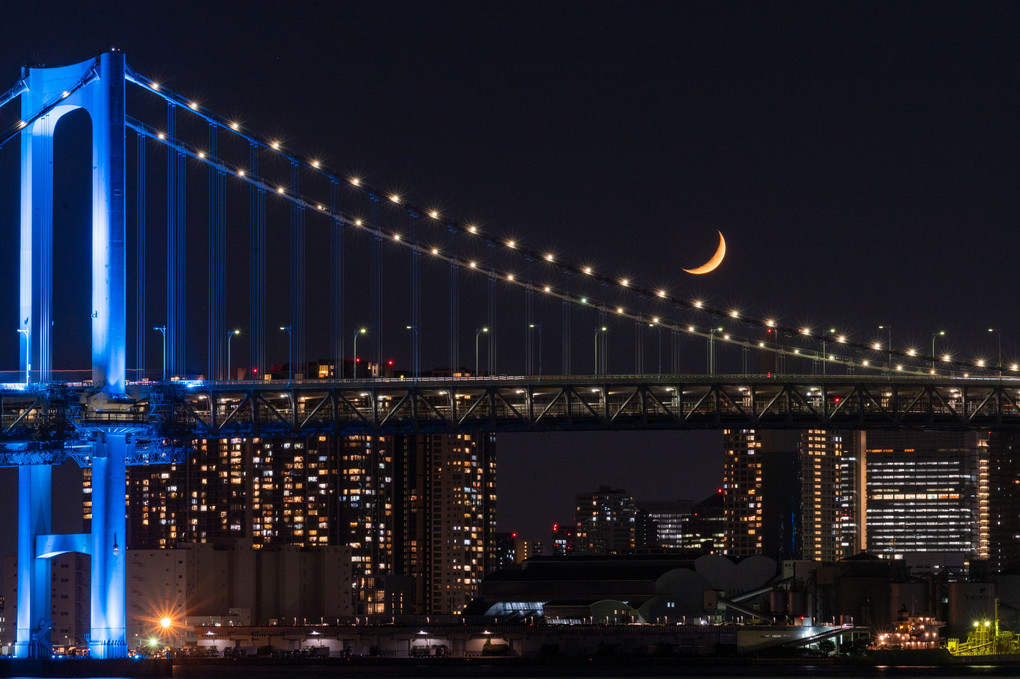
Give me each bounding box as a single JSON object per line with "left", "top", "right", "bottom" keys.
{"left": 15, "top": 52, "right": 127, "bottom": 660}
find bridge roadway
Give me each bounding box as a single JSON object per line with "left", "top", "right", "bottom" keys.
{"left": 2, "top": 373, "right": 1019, "bottom": 466}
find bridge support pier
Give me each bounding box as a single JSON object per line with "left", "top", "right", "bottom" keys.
{"left": 87, "top": 433, "right": 127, "bottom": 658}
{"left": 14, "top": 466, "right": 53, "bottom": 659}
{"left": 13, "top": 435, "right": 127, "bottom": 659}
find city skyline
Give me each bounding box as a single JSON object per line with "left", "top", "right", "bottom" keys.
{"left": 0, "top": 2, "right": 1017, "bottom": 591}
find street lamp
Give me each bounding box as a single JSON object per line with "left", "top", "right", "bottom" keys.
{"left": 707, "top": 327, "right": 723, "bottom": 375}
{"left": 931, "top": 330, "right": 945, "bottom": 371}
{"left": 983, "top": 328, "right": 999, "bottom": 375}
{"left": 529, "top": 324, "right": 543, "bottom": 377}
{"left": 352, "top": 328, "right": 366, "bottom": 378}
{"left": 475, "top": 327, "right": 488, "bottom": 376}
{"left": 153, "top": 326, "right": 167, "bottom": 380}
{"left": 878, "top": 325, "right": 892, "bottom": 369}
{"left": 406, "top": 325, "right": 418, "bottom": 378}
{"left": 226, "top": 329, "right": 240, "bottom": 380}
{"left": 279, "top": 326, "right": 292, "bottom": 382}
{"left": 593, "top": 326, "right": 607, "bottom": 375}
{"left": 16, "top": 328, "right": 29, "bottom": 384}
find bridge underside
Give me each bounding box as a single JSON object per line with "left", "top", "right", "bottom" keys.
{"left": 2, "top": 375, "right": 1020, "bottom": 467}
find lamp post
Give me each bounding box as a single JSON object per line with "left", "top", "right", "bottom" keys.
{"left": 529, "top": 324, "right": 543, "bottom": 377}
{"left": 983, "top": 328, "right": 999, "bottom": 375}
{"left": 153, "top": 326, "right": 167, "bottom": 380}
{"left": 405, "top": 325, "right": 418, "bottom": 378}
{"left": 226, "top": 329, "right": 240, "bottom": 380}
{"left": 878, "top": 325, "right": 892, "bottom": 369}
{"left": 707, "top": 327, "right": 723, "bottom": 375}
{"left": 16, "top": 328, "right": 29, "bottom": 384}
{"left": 475, "top": 327, "right": 488, "bottom": 376}
{"left": 279, "top": 326, "right": 292, "bottom": 382}
{"left": 593, "top": 326, "right": 607, "bottom": 375}
{"left": 931, "top": 330, "right": 945, "bottom": 372}
{"left": 352, "top": 328, "right": 366, "bottom": 378}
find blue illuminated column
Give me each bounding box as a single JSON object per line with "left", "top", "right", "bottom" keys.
{"left": 20, "top": 52, "right": 126, "bottom": 393}
{"left": 88, "top": 434, "right": 127, "bottom": 658}
{"left": 16, "top": 52, "right": 128, "bottom": 660}
{"left": 14, "top": 466, "right": 52, "bottom": 659}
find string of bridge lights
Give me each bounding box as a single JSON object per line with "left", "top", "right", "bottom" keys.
{"left": 122, "top": 68, "right": 1017, "bottom": 378}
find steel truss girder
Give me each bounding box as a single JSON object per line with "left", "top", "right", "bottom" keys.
{"left": 3, "top": 376, "right": 1020, "bottom": 464}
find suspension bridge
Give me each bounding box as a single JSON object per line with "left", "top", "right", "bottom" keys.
{"left": 0, "top": 52, "right": 1017, "bottom": 660}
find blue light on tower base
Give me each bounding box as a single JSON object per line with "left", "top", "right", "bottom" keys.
{"left": 14, "top": 52, "right": 128, "bottom": 660}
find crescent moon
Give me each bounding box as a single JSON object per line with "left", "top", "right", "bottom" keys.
{"left": 683, "top": 231, "right": 727, "bottom": 275}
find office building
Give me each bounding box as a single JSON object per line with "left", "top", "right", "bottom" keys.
{"left": 574, "top": 487, "right": 654, "bottom": 555}
{"left": 865, "top": 431, "right": 987, "bottom": 560}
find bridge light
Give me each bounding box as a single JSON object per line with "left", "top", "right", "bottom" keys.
{"left": 393, "top": 234, "right": 401, "bottom": 241}
{"left": 237, "top": 169, "right": 245, "bottom": 177}
{"left": 620, "top": 278, "right": 629, "bottom": 286}
{"left": 270, "top": 140, "right": 281, "bottom": 150}
{"left": 794, "top": 349, "right": 800, "bottom": 354}
{"left": 580, "top": 297, "right": 588, "bottom": 304}
{"left": 730, "top": 310, "right": 739, "bottom": 318}
{"left": 723, "top": 334, "right": 730, "bottom": 340}
{"left": 658, "top": 290, "right": 668, "bottom": 298}
{"left": 652, "top": 317, "right": 660, "bottom": 323}
{"left": 354, "top": 219, "right": 362, "bottom": 226}
{"left": 197, "top": 151, "right": 206, "bottom": 159}
{"left": 506, "top": 240, "right": 516, "bottom": 248}
{"left": 583, "top": 266, "right": 592, "bottom": 274}
{"left": 151, "top": 82, "right": 160, "bottom": 90}
{"left": 693, "top": 299, "right": 702, "bottom": 307}
{"left": 896, "top": 365, "right": 904, "bottom": 371}
{"left": 189, "top": 101, "right": 199, "bottom": 110}
{"left": 617, "top": 307, "right": 624, "bottom": 313}
{"left": 469, "top": 261, "right": 477, "bottom": 268}
{"left": 431, "top": 248, "right": 439, "bottom": 255}
{"left": 316, "top": 204, "right": 324, "bottom": 211}
{"left": 907, "top": 349, "right": 917, "bottom": 356}
{"left": 837, "top": 336, "right": 846, "bottom": 343}
{"left": 943, "top": 354, "right": 951, "bottom": 361}
{"left": 350, "top": 177, "right": 361, "bottom": 186}
{"left": 862, "top": 360, "right": 869, "bottom": 366}
{"left": 468, "top": 225, "right": 478, "bottom": 234}
{"left": 873, "top": 343, "right": 881, "bottom": 350}
{"left": 277, "top": 186, "right": 285, "bottom": 194}
{"left": 544, "top": 286, "right": 551, "bottom": 293}
{"left": 545, "top": 253, "right": 554, "bottom": 262}
{"left": 389, "top": 194, "right": 400, "bottom": 203}
{"left": 311, "top": 159, "right": 320, "bottom": 168}
{"left": 429, "top": 210, "right": 439, "bottom": 218}
{"left": 506, "top": 274, "right": 514, "bottom": 281}
{"left": 688, "top": 326, "right": 695, "bottom": 332}
{"left": 829, "top": 355, "right": 835, "bottom": 360}
{"left": 1012, "top": 364, "right": 1019, "bottom": 372}
{"left": 157, "top": 132, "right": 166, "bottom": 140}
{"left": 230, "top": 121, "right": 240, "bottom": 130}
{"left": 61, "top": 90, "right": 70, "bottom": 98}
{"left": 759, "top": 342, "right": 765, "bottom": 347}
{"left": 977, "top": 359, "right": 986, "bottom": 367}
{"left": 766, "top": 319, "right": 776, "bottom": 327}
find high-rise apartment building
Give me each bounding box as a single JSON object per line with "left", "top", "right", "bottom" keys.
{"left": 987, "top": 431, "right": 1020, "bottom": 572}
{"left": 723, "top": 429, "right": 847, "bottom": 561}
{"left": 85, "top": 432, "right": 496, "bottom": 617}
{"left": 865, "top": 431, "right": 987, "bottom": 560}
{"left": 574, "top": 487, "right": 654, "bottom": 555}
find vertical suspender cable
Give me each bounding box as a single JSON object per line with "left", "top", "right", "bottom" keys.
{"left": 330, "top": 179, "right": 343, "bottom": 376}
{"left": 448, "top": 226, "right": 458, "bottom": 373}
{"left": 409, "top": 212, "right": 420, "bottom": 377}
{"left": 208, "top": 124, "right": 225, "bottom": 379}
{"left": 486, "top": 245, "right": 496, "bottom": 374}
{"left": 634, "top": 318, "right": 643, "bottom": 375}
{"left": 135, "top": 132, "right": 145, "bottom": 379}
{"left": 290, "top": 162, "right": 305, "bottom": 377}
{"left": 369, "top": 196, "right": 382, "bottom": 369}
{"left": 525, "top": 257, "right": 533, "bottom": 375}
{"left": 166, "top": 102, "right": 186, "bottom": 377}
{"left": 561, "top": 268, "right": 571, "bottom": 374}
{"left": 249, "top": 143, "right": 266, "bottom": 377}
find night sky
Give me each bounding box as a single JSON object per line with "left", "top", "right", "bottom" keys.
{"left": 0, "top": 3, "right": 1018, "bottom": 550}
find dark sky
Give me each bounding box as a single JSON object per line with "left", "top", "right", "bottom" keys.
{"left": 0, "top": 2, "right": 1018, "bottom": 547}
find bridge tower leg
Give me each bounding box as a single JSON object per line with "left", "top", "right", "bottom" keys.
{"left": 14, "top": 466, "right": 53, "bottom": 659}
{"left": 17, "top": 52, "right": 128, "bottom": 659}
{"left": 88, "top": 434, "right": 127, "bottom": 659}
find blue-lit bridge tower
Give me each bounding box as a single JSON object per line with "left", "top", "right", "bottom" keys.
{"left": 14, "top": 52, "right": 128, "bottom": 659}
